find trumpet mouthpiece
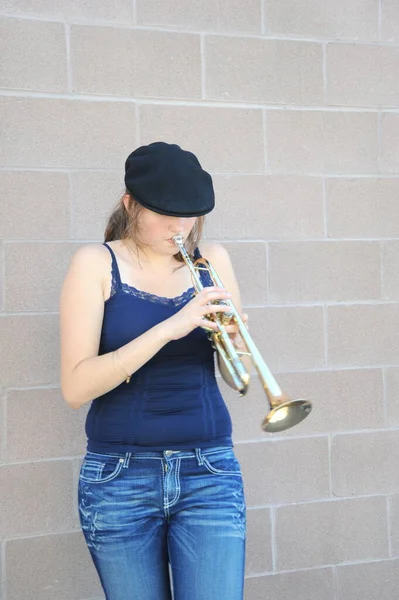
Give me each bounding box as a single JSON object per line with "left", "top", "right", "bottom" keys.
{"left": 172, "top": 234, "right": 184, "bottom": 245}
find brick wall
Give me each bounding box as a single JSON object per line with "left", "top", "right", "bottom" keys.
{"left": 1, "top": 1, "right": 399, "bottom": 599}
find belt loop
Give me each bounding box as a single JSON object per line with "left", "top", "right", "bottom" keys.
{"left": 195, "top": 448, "right": 204, "bottom": 466}
{"left": 123, "top": 452, "right": 131, "bottom": 468}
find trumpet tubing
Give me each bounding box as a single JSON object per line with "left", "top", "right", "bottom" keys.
{"left": 173, "top": 235, "right": 312, "bottom": 433}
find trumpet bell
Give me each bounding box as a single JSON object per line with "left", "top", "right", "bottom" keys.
{"left": 262, "top": 399, "right": 312, "bottom": 433}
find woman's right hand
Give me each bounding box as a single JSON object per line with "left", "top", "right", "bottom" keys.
{"left": 162, "top": 287, "right": 233, "bottom": 341}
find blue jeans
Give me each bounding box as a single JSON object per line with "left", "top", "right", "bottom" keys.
{"left": 78, "top": 446, "right": 246, "bottom": 600}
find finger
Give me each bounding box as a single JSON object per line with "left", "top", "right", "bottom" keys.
{"left": 199, "top": 286, "right": 226, "bottom": 295}
{"left": 198, "top": 288, "right": 231, "bottom": 303}
{"left": 202, "top": 304, "right": 232, "bottom": 315}
{"left": 241, "top": 313, "right": 249, "bottom": 329}
{"left": 200, "top": 319, "right": 219, "bottom": 331}
{"left": 224, "top": 324, "right": 239, "bottom": 335}
{"left": 234, "top": 340, "right": 247, "bottom": 352}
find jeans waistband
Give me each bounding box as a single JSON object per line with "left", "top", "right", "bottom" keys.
{"left": 86, "top": 446, "right": 233, "bottom": 466}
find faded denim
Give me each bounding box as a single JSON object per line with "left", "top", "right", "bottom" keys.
{"left": 78, "top": 446, "right": 246, "bottom": 600}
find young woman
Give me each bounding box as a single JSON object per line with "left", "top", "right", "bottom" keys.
{"left": 60, "top": 141, "right": 249, "bottom": 600}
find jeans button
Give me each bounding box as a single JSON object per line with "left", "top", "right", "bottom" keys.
{"left": 165, "top": 450, "right": 173, "bottom": 457}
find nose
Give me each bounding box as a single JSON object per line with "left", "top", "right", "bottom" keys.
{"left": 170, "top": 217, "right": 188, "bottom": 233}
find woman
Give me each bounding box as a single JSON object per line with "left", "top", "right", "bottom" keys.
{"left": 60, "top": 141, "right": 249, "bottom": 600}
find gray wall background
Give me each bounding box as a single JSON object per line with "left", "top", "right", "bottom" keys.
{"left": 1, "top": 1, "right": 399, "bottom": 599}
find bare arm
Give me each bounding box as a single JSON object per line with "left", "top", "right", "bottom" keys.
{"left": 60, "top": 244, "right": 232, "bottom": 409}
{"left": 59, "top": 244, "right": 171, "bottom": 409}
{"left": 199, "top": 242, "right": 251, "bottom": 390}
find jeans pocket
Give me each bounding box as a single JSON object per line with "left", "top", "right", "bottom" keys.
{"left": 79, "top": 454, "right": 124, "bottom": 484}
{"left": 202, "top": 450, "right": 242, "bottom": 476}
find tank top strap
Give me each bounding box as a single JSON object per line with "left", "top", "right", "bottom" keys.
{"left": 103, "top": 242, "right": 122, "bottom": 294}
{"left": 193, "top": 247, "right": 213, "bottom": 288}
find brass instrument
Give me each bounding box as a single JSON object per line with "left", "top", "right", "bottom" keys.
{"left": 173, "top": 235, "right": 312, "bottom": 433}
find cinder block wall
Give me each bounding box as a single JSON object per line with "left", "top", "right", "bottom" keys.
{"left": 1, "top": 2, "right": 399, "bottom": 599}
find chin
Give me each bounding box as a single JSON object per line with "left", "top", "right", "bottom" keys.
{"left": 160, "top": 244, "right": 179, "bottom": 255}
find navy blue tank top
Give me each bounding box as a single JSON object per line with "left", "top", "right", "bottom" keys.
{"left": 85, "top": 243, "right": 233, "bottom": 453}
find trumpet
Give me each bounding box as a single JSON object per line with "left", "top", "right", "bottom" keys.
{"left": 173, "top": 235, "right": 312, "bottom": 433}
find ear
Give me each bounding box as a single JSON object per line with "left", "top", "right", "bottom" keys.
{"left": 122, "top": 193, "right": 131, "bottom": 212}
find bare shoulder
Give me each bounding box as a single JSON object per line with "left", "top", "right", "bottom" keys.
{"left": 198, "top": 240, "right": 239, "bottom": 288}
{"left": 198, "top": 240, "right": 230, "bottom": 265}
{"left": 69, "top": 242, "right": 110, "bottom": 271}
{"left": 65, "top": 242, "right": 112, "bottom": 283}
{"left": 61, "top": 242, "right": 113, "bottom": 302}
{"left": 199, "top": 240, "right": 242, "bottom": 309}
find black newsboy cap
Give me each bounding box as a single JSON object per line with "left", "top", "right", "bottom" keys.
{"left": 124, "top": 142, "right": 215, "bottom": 217}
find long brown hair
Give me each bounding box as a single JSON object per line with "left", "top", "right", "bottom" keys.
{"left": 104, "top": 192, "right": 205, "bottom": 263}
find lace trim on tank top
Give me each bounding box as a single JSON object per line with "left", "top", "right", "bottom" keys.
{"left": 119, "top": 282, "right": 195, "bottom": 307}
{"left": 105, "top": 243, "right": 213, "bottom": 307}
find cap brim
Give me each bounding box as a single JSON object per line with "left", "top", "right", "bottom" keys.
{"left": 132, "top": 193, "right": 214, "bottom": 218}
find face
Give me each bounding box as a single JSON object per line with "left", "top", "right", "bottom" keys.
{"left": 137, "top": 208, "right": 197, "bottom": 254}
